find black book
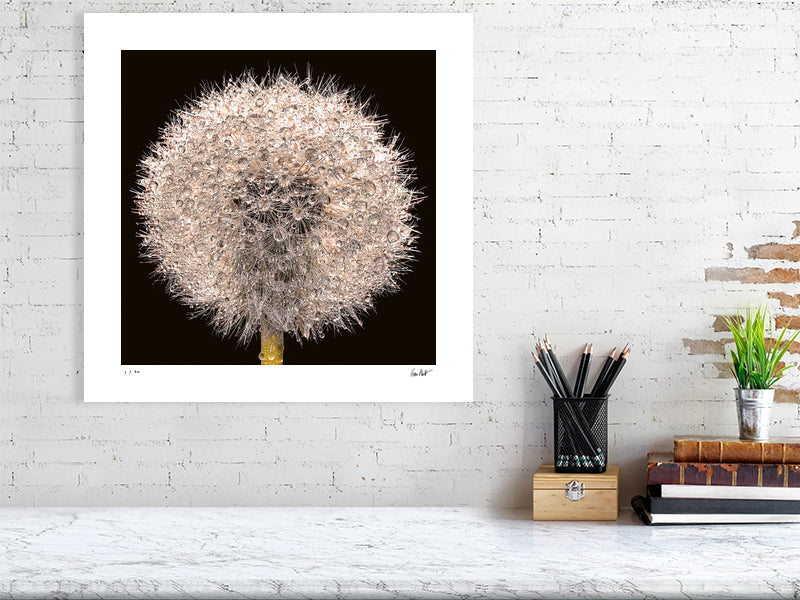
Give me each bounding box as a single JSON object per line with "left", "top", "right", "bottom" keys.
{"left": 647, "top": 493, "right": 800, "bottom": 514}
{"left": 631, "top": 495, "right": 800, "bottom": 525}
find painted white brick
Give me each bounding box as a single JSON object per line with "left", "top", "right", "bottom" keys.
{"left": 746, "top": 148, "right": 800, "bottom": 173}
{"left": 27, "top": 98, "right": 83, "bottom": 122}
{"left": 612, "top": 125, "right": 706, "bottom": 147}
{"left": 25, "top": 279, "right": 82, "bottom": 305}
{"left": 15, "top": 121, "right": 83, "bottom": 146}
{"left": 17, "top": 76, "right": 82, "bottom": 101}
{"left": 24, "top": 235, "right": 82, "bottom": 259}
{"left": 726, "top": 126, "right": 798, "bottom": 149}
{"left": 731, "top": 25, "right": 798, "bottom": 49}
{"left": 20, "top": 4, "right": 85, "bottom": 29}
{"left": 8, "top": 257, "right": 79, "bottom": 282}
{"left": 743, "top": 103, "right": 800, "bottom": 127}
{"left": 77, "top": 464, "right": 170, "bottom": 486}
{"left": 12, "top": 464, "right": 80, "bottom": 488}
{"left": 474, "top": 99, "right": 557, "bottom": 125}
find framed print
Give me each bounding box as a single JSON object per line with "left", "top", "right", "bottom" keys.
{"left": 84, "top": 13, "right": 473, "bottom": 402}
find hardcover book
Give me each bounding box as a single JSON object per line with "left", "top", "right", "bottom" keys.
{"left": 645, "top": 490, "right": 800, "bottom": 514}
{"left": 647, "top": 452, "right": 800, "bottom": 487}
{"left": 674, "top": 435, "right": 800, "bottom": 464}
{"left": 631, "top": 495, "right": 800, "bottom": 525}
{"left": 649, "top": 484, "right": 800, "bottom": 501}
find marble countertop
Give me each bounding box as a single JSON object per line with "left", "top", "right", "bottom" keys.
{"left": 0, "top": 507, "right": 798, "bottom": 599}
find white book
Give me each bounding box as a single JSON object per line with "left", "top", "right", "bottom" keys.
{"left": 655, "top": 484, "right": 800, "bottom": 501}
{"left": 647, "top": 512, "right": 800, "bottom": 525}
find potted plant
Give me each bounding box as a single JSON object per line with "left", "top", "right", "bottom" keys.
{"left": 724, "top": 306, "right": 800, "bottom": 441}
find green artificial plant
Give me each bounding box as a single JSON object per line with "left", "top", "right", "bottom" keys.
{"left": 724, "top": 306, "right": 800, "bottom": 390}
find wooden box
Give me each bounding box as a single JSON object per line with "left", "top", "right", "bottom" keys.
{"left": 533, "top": 465, "right": 619, "bottom": 521}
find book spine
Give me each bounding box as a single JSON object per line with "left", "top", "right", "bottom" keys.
{"left": 647, "top": 495, "right": 800, "bottom": 514}
{"left": 674, "top": 439, "right": 800, "bottom": 464}
{"left": 647, "top": 461, "right": 800, "bottom": 487}
{"left": 630, "top": 495, "right": 652, "bottom": 525}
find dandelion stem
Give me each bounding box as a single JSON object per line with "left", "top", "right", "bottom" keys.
{"left": 260, "top": 321, "right": 284, "bottom": 365}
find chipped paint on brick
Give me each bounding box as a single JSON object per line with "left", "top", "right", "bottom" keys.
{"left": 705, "top": 267, "right": 800, "bottom": 284}
{"left": 775, "top": 315, "right": 800, "bottom": 330}
{"left": 775, "top": 388, "right": 800, "bottom": 404}
{"left": 769, "top": 292, "right": 800, "bottom": 309}
{"left": 766, "top": 339, "right": 800, "bottom": 355}
{"left": 746, "top": 243, "right": 800, "bottom": 262}
{"left": 713, "top": 362, "right": 735, "bottom": 379}
{"left": 683, "top": 338, "right": 729, "bottom": 355}
{"left": 713, "top": 315, "right": 741, "bottom": 332}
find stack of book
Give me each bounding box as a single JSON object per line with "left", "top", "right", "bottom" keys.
{"left": 632, "top": 435, "right": 800, "bottom": 525}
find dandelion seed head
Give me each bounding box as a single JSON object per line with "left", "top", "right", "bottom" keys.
{"left": 135, "top": 72, "right": 419, "bottom": 344}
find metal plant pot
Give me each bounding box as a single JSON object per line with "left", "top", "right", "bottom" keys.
{"left": 735, "top": 388, "right": 775, "bottom": 441}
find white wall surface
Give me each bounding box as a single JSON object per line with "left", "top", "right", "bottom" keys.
{"left": 1, "top": 0, "right": 799, "bottom": 507}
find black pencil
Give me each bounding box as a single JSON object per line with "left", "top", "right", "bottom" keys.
{"left": 539, "top": 340, "right": 586, "bottom": 463}
{"left": 598, "top": 346, "right": 629, "bottom": 397}
{"left": 597, "top": 343, "right": 629, "bottom": 394}
{"left": 538, "top": 341, "right": 568, "bottom": 397}
{"left": 561, "top": 399, "right": 603, "bottom": 464}
{"left": 544, "top": 335, "right": 572, "bottom": 397}
{"left": 573, "top": 343, "right": 591, "bottom": 398}
{"left": 536, "top": 341, "right": 551, "bottom": 376}
{"left": 572, "top": 343, "right": 587, "bottom": 397}
{"left": 532, "top": 351, "right": 562, "bottom": 398}
{"left": 589, "top": 347, "right": 616, "bottom": 398}
{"left": 537, "top": 347, "right": 587, "bottom": 464}
{"left": 558, "top": 409, "right": 592, "bottom": 466}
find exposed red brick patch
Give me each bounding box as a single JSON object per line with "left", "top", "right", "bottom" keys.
{"left": 713, "top": 315, "right": 742, "bottom": 332}
{"left": 714, "top": 362, "right": 735, "bottom": 379}
{"left": 716, "top": 363, "right": 794, "bottom": 379}
{"left": 746, "top": 243, "right": 800, "bottom": 262}
{"left": 775, "top": 388, "right": 800, "bottom": 404}
{"left": 705, "top": 267, "right": 800, "bottom": 284}
{"left": 766, "top": 339, "right": 800, "bottom": 354}
{"left": 776, "top": 315, "right": 800, "bottom": 330}
{"left": 683, "top": 338, "right": 729, "bottom": 355}
{"left": 715, "top": 314, "right": 799, "bottom": 332}
{"left": 769, "top": 292, "right": 800, "bottom": 308}
{"left": 794, "top": 221, "right": 800, "bottom": 239}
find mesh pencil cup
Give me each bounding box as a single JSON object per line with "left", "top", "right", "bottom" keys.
{"left": 553, "top": 396, "right": 608, "bottom": 473}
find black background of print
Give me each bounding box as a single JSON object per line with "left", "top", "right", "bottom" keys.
{"left": 121, "top": 50, "right": 436, "bottom": 366}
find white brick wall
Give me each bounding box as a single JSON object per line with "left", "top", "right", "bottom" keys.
{"left": 1, "top": 0, "right": 800, "bottom": 507}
